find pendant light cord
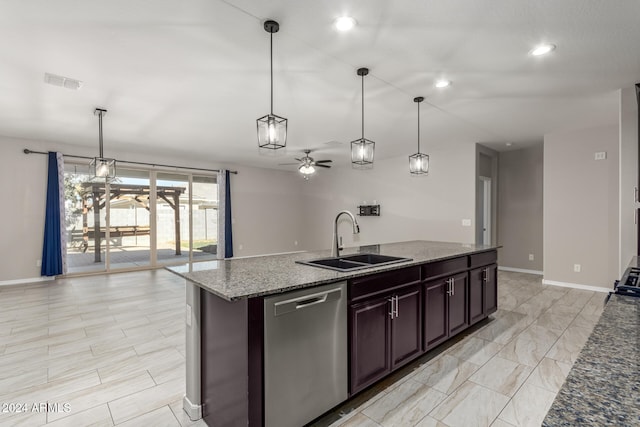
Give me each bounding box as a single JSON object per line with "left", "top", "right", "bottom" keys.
{"left": 417, "top": 100, "right": 420, "bottom": 152}
{"left": 270, "top": 32, "right": 274, "bottom": 115}
{"left": 361, "top": 73, "right": 365, "bottom": 139}
{"left": 98, "top": 110, "right": 104, "bottom": 158}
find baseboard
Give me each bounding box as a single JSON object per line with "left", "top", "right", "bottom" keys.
{"left": 0, "top": 276, "right": 54, "bottom": 286}
{"left": 183, "top": 395, "right": 202, "bottom": 421}
{"left": 498, "top": 266, "right": 543, "bottom": 275}
{"left": 542, "top": 279, "right": 611, "bottom": 294}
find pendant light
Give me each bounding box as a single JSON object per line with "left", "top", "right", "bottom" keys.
{"left": 351, "top": 67, "right": 375, "bottom": 168}
{"left": 90, "top": 108, "right": 116, "bottom": 179}
{"left": 257, "top": 20, "right": 287, "bottom": 150}
{"left": 409, "top": 97, "right": 429, "bottom": 175}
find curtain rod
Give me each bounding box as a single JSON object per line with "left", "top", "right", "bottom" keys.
{"left": 23, "top": 149, "right": 238, "bottom": 174}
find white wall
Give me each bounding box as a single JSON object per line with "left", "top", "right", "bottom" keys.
{"left": 543, "top": 124, "right": 619, "bottom": 289}
{"left": 301, "top": 143, "right": 477, "bottom": 251}
{"left": 229, "top": 164, "right": 307, "bottom": 257}
{"left": 0, "top": 135, "right": 306, "bottom": 282}
{"left": 498, "top": 144, "right": 544, "bottom": 271}
{"left": 619, "top": 87, "right": 638, "bottom": 274}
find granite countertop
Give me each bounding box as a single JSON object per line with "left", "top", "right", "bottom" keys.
{"left": 166, "top": 240, "right": 496, "bottom": 301}
{"left": 543, "top": 294, "right": 640, "bottom": 426}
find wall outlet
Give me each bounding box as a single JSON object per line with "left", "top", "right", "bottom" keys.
{"left": 36, "top": 259, "right": 42, "bottom": 267}
{"left": 238, "top": 244, "right": 243, "bottom": 251}
{"left": 461, "top": 219, "right": 472, "bottom": 227}
{"left": 594, "top": 152, "right": 607, "bottom": 160}
{"left": 574, "top": 264, "right": 581, "bottom": 273}
{"left": 294, "top": 241, "right": 298, "bottom": 246}
{"left": 529, "top": 254, "right": 534, "bottom": 261}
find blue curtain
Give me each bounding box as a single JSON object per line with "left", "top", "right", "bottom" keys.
{"left": 224, "top": 170, "right": 233, "bottom": 258}
{"left": 41, "top": 152, "right": 63, "bottom": 276}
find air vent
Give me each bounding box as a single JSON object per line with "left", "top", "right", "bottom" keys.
{"left": 44, "top": 73, "right": 83, "bottom": 90}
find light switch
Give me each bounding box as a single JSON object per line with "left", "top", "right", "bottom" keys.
{"left": 594, "top": 152, "right": 606, "bottom": 160}
{"left": 462, "top": 219, "right": 472, "bottom": 227}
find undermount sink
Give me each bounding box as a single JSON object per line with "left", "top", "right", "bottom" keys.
{"left": 296, "top": 253, "right": 412, "bottom": 272}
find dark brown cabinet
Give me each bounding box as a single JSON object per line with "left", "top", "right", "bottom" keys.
{"left": 349, "top": 296, "right": 390, "bottom": 393}
{"left": 424, "top": 271, "right": 469, "bottom": 351}
{"left": 349, "top": 283, "right": 422, "bottom": 394}
{"left": 390, "top": 286, "right": 422, "bottom": 368}
{"left": 469, "top": 263, "right": 498, "bottom": 325}
{"left": 348, "top": 251, "right": 497, "bottom": 395}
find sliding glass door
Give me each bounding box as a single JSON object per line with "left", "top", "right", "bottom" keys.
{"left": 63, "top": 163, "right": 217, "bottom": 274}
{"left": 192, "top": 175, "right": 218, "bottom": 262}
{"left": 156, "top": 172, "right": 190, "bottom": 266}
{"left": 107, "top": 168, "right": 152, "bottom": 270}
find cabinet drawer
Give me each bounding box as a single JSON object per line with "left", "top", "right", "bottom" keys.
{"left": 469, "top": 250, "right": 497, "bottom": 268}
{"left": 421, "top": 256, "right": 468, "bottom": 281}
{"left": 349, "top": 266, "right": 420, "bottom": 301}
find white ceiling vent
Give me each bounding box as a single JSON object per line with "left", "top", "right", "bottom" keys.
{"left": 44, "top": 73, "right": 83, "bottom": 90}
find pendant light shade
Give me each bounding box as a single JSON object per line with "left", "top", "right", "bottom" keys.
{"left": 90, "top": 108, "right": 116, "bottom": 179}
{"left": 351, "top": 67, "right": 375, "bottom": 168}
{"left": 409, "top": 97, "right": 429, "bottom": 175}
{"left": 257, "top": 20, "right": 287, "bottom": 150}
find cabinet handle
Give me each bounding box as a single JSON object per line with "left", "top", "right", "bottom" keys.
{"left": 388, "top": 297, "right": 394, "bottom": 319}
{"left": 483, "top": 268, "right": 488, "bottom": 283}
{"left": 394, "top": 296, "right": 399, "bottom": 318}
{"left": 451, "top": 277, "right": 455, "bottom": 296}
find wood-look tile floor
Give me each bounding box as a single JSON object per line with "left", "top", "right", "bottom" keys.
{"left": 0, "top": 270, "right": 606, "bottom": 427}
{"left": 312, "top": 271, "right": 607, "bottom": 427}
{"left": 0, "top": 270, "right": 205, "bottom": 427}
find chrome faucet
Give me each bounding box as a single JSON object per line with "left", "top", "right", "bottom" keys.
{"left": 332, "top": 210, "right": 360, "bottom": 257}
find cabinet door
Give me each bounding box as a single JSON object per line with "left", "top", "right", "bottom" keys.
{"left": 448, "top": 272, "right": 469, "bottom": 336}
{"left": 391, "top": 286, "right": 422, "bottom": 368}
{"left": 424, "top": 279, "right": 448, "bottom": 350}
{"left": 469, "top": 266, "right": 486, "bottom": 325}
{"left": 349, "top": 297, "right": 391, "bottom": 393}
{"left": 485, "top": 264, "right": 498, "bottom": 315}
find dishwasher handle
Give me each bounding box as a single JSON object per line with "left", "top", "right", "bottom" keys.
{"left": 273, "top": 287, "right": 343, "bottom": 317}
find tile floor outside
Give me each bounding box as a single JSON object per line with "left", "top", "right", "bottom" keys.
{"left": 0, "top": 269, "right": 606, "bottom": 427}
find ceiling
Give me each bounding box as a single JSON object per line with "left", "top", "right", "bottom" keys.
{"left": 1, "top": 0, "right": 639, "bottom": 170}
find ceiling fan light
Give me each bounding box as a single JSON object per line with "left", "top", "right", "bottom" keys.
{"left": 435, "top": 79, "right": 451, "bottom": 88}
{"left": 299, "top": 164, "right": 316, "bottom": 175}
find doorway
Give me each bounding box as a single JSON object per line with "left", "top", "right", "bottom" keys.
{"left": 480, "top": 177, "right": 492, "bottom": 245}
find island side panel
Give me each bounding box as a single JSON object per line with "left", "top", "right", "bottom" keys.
{"left": 201, "top": 289, "right": 250, "bottom": 427}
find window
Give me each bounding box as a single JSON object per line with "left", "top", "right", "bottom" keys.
{"left": 63, "top": 163, "right": 217, "bottom": 274}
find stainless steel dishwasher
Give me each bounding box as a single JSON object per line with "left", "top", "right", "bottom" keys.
{"left": 264, "top": 281, "right": 348, "bottom": 427}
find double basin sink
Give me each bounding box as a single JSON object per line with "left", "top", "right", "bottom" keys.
{"left": 296, "top": 253, "right": 412, "bottom": 272}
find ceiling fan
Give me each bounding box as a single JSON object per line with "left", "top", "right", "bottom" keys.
{"left": 280, "top": 149, "right": 332, "bottom": 178}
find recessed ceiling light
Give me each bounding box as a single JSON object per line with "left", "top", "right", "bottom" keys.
{"left": 506, "top": 142, "right": 513, "bottom": 147}
{"left": 434, "top": 79, "right": 451, "bottom": 88}
{"left": 334, "top": 16, "right": 356, "bottom": 32}
{"left": 530, "top": 43, "right": 556, "bottom": 56}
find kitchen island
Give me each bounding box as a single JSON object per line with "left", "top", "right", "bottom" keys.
{"left": 542, "top": 293, "right": 640, "bottom": 426}
{"left": 168, "top": 240, "right": 498, "bottom": 427}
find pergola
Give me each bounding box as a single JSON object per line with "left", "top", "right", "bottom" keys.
{"left": 80, "top": 182, "right": 186, "bottom": 263}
